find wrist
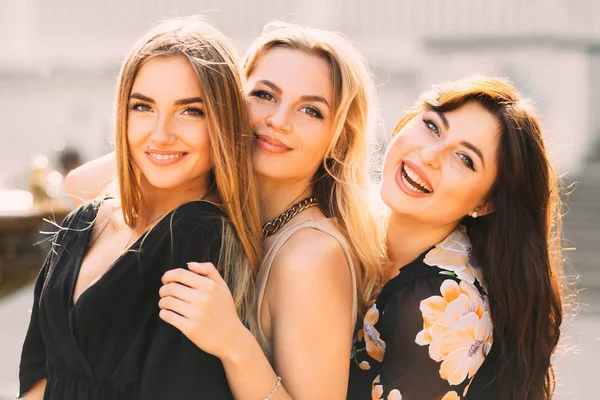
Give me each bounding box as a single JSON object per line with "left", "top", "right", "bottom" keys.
{"left": 221, "top": 322, "right": 256, "bottom": 369}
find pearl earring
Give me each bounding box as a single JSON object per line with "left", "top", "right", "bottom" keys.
{"left": 471, "top": 211, "right": 478, "bottom": 218}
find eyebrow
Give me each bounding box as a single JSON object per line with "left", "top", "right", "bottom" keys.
{"left": 256, "top": 79, "right": 331, "bottom": 109}
{"left": 129, "top": 93, "right": 204, "bottom": 106}
{"left": 460, "top": 140, "right": 485, "bottom": 168}
{"left": 431, "top": 109, "right": 485, "bottom": 168}
{"left": 432, "top": 110, "right": 450, "bottom": 130}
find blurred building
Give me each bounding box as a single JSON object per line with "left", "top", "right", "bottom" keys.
{"left": 0, "top": 0, "right": 598, "bottom": 284}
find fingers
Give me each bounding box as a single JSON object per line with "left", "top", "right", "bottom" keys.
{"left": 159, "top": 309, "right": 193, "bottom": 334}
{"left": 187, "top": 262, "right": 226, "bottom": 286}
{"left": 158, "top": 295, "right": 198, "bottom": 320}
{"left": 162, "top": 268, "right": 211, "bottom": 289}
{"left": 159, "top": 282, "right": 199, "bottom": 304}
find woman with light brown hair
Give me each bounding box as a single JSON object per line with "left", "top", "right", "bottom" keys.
{"left": 348, "top": 76, "right": 564, "bottom": 400}
{"left": 19, "top": 16, "right": 261, "bottom": 399}
{"left": 64, "top": 21, "right": 383, "bottom": 399}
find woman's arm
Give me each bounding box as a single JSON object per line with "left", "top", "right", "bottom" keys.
{"left": 23, "top": 379, "right": 46, "bottom": 400}
{"left": 159, "top": 229, "right": 354, "bottom": 399}
{"left": 64, "top": 152, "right": 117, "bottom": 206}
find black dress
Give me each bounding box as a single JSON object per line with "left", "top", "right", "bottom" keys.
{"left": 19, "top": 200, "right": 234, "bottom": 399}
{"left": 348, "top": 226, "right": 501, "bottom": 400}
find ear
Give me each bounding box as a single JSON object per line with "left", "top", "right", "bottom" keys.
{"left": 474, "top": 199, "right": 494, "bottom": 217}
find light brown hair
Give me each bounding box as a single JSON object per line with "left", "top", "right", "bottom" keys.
{"left": 114, "top": 16, "right": 262, "bottom": 326}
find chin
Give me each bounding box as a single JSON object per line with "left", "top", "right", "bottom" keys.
{"left": 142, "top": 175, "right": 188, "bottom": 190}
{"left": 253, "top": 158, "right": 295, "bottom": 181}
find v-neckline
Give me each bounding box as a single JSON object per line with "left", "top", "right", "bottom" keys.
{"left": 70, "top": 221, "right": 141, "bottom": 309}
{"left": 69, "top": 199, "right": 210, "bottom": 309}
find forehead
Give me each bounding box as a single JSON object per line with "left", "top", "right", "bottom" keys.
{"left": 131, "top": 55, "right": 202, "bottom": 97}
{"left": 248, "top": 47, "right": 333, "bottom": 101}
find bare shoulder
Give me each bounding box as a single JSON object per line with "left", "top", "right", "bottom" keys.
{"left": 90, "top": 198, "right": 121, "bottom": 235}
{"left": 65, "top": 153, "right": 117, "bottom": 206}
{"left": 277, "top": 227, "right": 349, "bottom": 272}
{"left": 267, "top": 227, "right": 352, "bottom": 299}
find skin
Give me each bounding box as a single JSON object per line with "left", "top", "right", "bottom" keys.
{"left": 65, "top": 48, "right": 354, "bottom": 399}
{"left": 25, "top": 54, "right": 212, "bottom": 399}
{"left": 382, "top": 101, "right": 499, "bottom": 280}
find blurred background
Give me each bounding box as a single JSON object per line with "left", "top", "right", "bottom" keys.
{"left": 0, "top": 0, "right": 598, "bottom": 398}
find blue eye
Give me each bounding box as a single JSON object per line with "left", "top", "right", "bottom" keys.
{"left": 458, "top": 153, "right": 475, "bottom": 171}
{"left": 251, "top": 90, "right": 275, "bottom": 102}
{"left": 301, "top": 106, "right": 324, "bottom": 119}
{"left": 423, "top": 119, "right": 440, "bottom": 136}
{"left": 131, "top": 102, "right": 151, "bottom": 112}
{"left": 182, "top": 107, "right": 205, "bottom": 117}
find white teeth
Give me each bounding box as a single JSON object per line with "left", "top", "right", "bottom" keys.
{"left": 403, "top": 164, "right": 432, "bottom": 192}
{"left": 149, "top": 153, "right": 184, "bottom": 161}
{"left": 402, "top": 173, "right": 424, "bottom": 193}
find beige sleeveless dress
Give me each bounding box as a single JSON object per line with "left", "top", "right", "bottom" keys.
{"left": 255, "top": 216, "right": 358, "bottom": 362}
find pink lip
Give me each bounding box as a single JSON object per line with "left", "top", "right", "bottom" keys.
{"left": 395, "top": 161, "right": 434, "bottom": 198}
{"left": 144, "top": 150, "right": 188, "bottom": 167}
{"left": 255, "top": 134, "right": 292, "bottom": 154}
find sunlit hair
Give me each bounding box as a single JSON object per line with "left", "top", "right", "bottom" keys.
{"left": 243, "top": 22, "right": 384, "bottom": 315}
{"left": 114, "top": 16, "right": 261, "bottom": 328}
{"left": 393, "top": 75, "right": 564, "bottom": 399}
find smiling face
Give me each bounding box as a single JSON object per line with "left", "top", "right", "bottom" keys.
{"left": 244, "top": 47, "right": 335, "bottom": 183}
{"left": 127, "top": 55, "right": 212, "bottom": 193}
{"left": 381, "top": 100, "right": 500, "bottom": 226}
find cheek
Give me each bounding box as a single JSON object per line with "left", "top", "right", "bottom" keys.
{"left": 382, "top": 135, "right": 407, "bottom": 173}
{"left": 438, "top": 171, "right": 488, "bottom": 212}
{"left": 246, "top": 100, "right": 265, "bottom": 129}
{"left": 127, "top": 118, "right": 147, "bottom": 148}
{"left": 182, "top": 121, "right": 211, "bottom": 154}
{"left": 304, "top": 124, "right": 334, "bottom": 159}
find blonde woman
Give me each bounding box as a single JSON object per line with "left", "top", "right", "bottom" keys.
{"left": 65, "top": 22, "right": 382, "bottom": 399}
{"left": 19, "top": 16, "right": 261, "bottom": 400}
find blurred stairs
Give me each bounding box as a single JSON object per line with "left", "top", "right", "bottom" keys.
{"left": 563, "top": 147, "right": 600, "bottom": 291}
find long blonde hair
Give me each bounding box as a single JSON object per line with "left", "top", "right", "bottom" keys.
{"left": 114, "top": 16, "right": 261, "bottom": 325}
{"left": 244, "top": 22, "right": 383, "bottom": 314}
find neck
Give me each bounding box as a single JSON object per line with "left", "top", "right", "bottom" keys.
{"left": 136, "top": 174, "right": 209, "bottom": 232}
{"left": 258, "top": 174, "right": 313, "bottom": 224}
{"left": 384, "top": 212, "right": 458, "bottom": 282}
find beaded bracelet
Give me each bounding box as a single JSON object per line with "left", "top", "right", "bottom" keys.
{"left": 263, "top": 376, "right": 282, "bottom": 400}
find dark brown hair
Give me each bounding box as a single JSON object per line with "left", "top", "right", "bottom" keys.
{"left": 393, "top": 75, "right": 564, "bottom": 399}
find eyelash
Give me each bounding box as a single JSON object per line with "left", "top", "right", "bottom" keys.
{"left": 250, "top": 90, "right": 274, "bottom": 102}
{"left": 251, "top": 90, "right": 324, "bottom": 120}
{"left": 130, "top": 102, "right": 151, "bottom": 112}
{"left": 300, "top": 106, "right": 324, "bottom": 119}
{"left": 458, "top": 153, "right": 475, "bottom": 171}
{"left": 182, "top": 107, "right": 205, "bottom": 117}
{"left": 423, "top": 118, "right": 476, "bottom": 171}
{"left": 423, "top": 119, "right": 440, "bottom": 136}
{"left": 129, "top": 103, "right": 204, "bottom": 117}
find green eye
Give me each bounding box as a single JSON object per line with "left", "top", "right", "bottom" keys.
{"left": 458, "top": 153, "right": 475, "bottom": 171}
{"left": 424, "top": 119, "right": 440, "bottom": 136}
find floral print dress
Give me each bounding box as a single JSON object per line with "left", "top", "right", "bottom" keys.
{"left": 348, "top": 226, "right": 500, "bottom": 400}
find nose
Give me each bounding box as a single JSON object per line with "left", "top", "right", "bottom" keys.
{"left": 266, "top": 105, "right": 292, "bottom": 133}
{"left": 150, "top": 115, "right": 176, "bottom": 144}
{"left": 420, "top": 143, "right": 443, "bottom": 169}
